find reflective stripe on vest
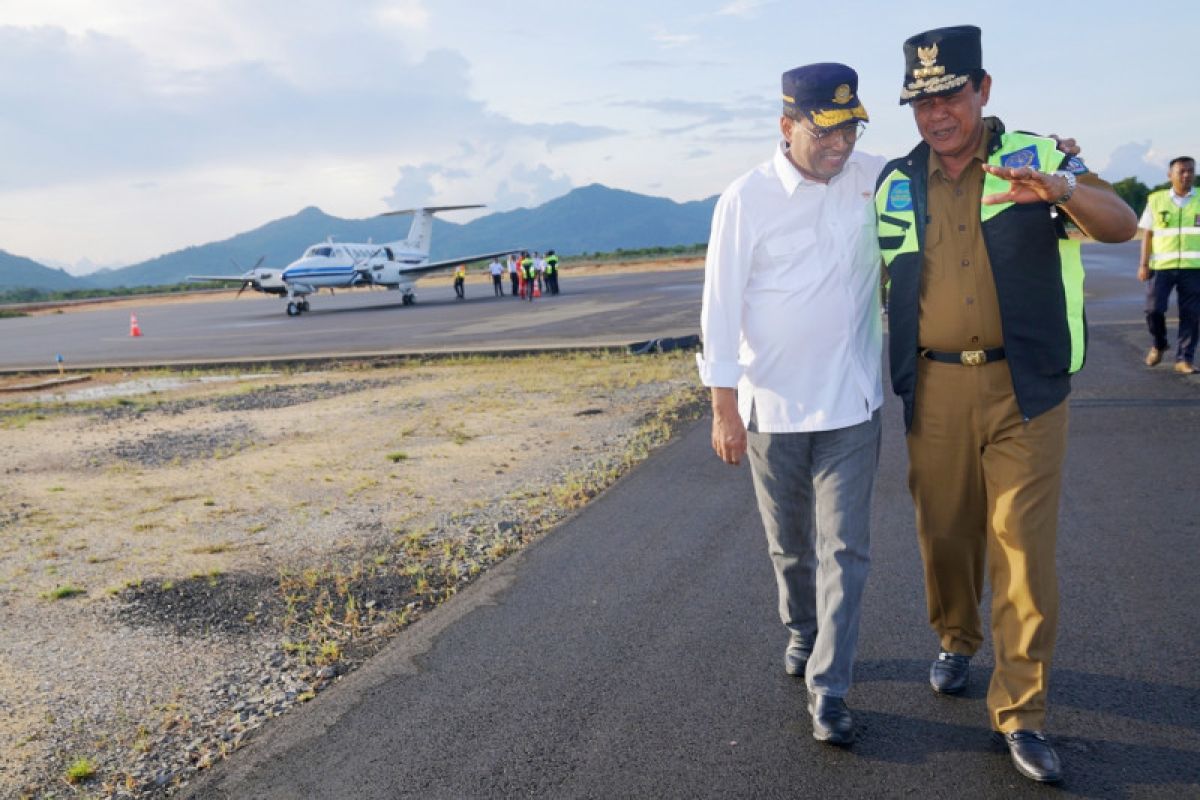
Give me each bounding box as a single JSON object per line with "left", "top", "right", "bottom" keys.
{"left": 1147, "top": 190, "right": 1200, "bottom": 270}
{"left": 874, "top": 131, "right": 1086, "bottom": 373}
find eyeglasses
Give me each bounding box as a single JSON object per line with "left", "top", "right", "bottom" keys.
{"left": 796, "top": 120, "right": 867, "bottom": 144}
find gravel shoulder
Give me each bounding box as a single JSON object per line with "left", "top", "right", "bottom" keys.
{"left": 0, "top": 351, "right": 705, "bottom": 798}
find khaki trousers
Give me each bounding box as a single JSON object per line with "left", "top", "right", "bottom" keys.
{"left": 907, "top": 358, "right": 1067, "bottom": 732}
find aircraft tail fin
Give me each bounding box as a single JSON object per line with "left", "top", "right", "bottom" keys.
{"left": 379, "top": 205, "right": 485, "bottom": 255}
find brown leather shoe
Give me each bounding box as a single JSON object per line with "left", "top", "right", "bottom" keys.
{"left": 1145, "top": 347, "right": 1165, "bottom": 366}
{"left": 1175, "top": 361, "right": 1198, "bottom": 375}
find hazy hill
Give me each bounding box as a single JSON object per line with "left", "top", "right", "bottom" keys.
{"left": 4, "top": 184, "right": 718, "bottom": 291}
{"left": 0, "top": 249, "right": 92, "bottom": 291}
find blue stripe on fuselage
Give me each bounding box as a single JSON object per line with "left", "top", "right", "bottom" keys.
{"left": 283, "top": 264, "right": 356, "bottom": 281}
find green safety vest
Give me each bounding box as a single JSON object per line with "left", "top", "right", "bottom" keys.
{"left": 1145, "top": 190, "right": 1200, "bottom": 270}
{"left": 875, "top": 120, "right": 1086, "bottom": 429}
{"left": 545, "top": 255, "right": 559, "bottom": 274}
{"left": 521, "top": 258, "right": 534, "bottom": 278}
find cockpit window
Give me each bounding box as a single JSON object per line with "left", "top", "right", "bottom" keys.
{"left": 305, "top": 246, "right": 333, "bottom": 258}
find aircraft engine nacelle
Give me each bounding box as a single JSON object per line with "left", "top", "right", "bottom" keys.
{"left": 370, "top": 262, "right": 404, "bottom": 285}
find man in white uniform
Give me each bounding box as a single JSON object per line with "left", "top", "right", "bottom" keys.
{"left": 697, "top": 63, "right": 885, "bottom": 746}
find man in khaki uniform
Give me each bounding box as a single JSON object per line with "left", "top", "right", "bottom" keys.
{"left": 875, "top": 25, "right": 1136, "bottom": 783}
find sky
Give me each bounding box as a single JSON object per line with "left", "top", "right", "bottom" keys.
{"left": 0, "top": 0, "right": 1194, "bottom": 272}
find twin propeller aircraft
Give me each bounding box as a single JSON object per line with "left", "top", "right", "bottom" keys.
{"left": 188, "top": 205, "right": 514, "bottom": 316}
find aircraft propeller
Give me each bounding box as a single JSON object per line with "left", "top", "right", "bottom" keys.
{"left": 231, "top": 256, "right": 267, "bottom": 297}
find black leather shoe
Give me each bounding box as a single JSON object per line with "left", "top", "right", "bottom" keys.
{"left": 807, "top": 694, "right": 854, "bottom": 746}
{"left": 929, "top": 651, "right": 970, "bottom": 695}
{"left": 784, "top": 644, "right": 810, "bottom": 678}
{"left": 992, "top": 730, "right": 1062, "bottom": 783}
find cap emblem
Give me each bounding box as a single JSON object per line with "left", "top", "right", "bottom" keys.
{"left": 832, "top": 84, "right": 852, "bottom": 104}
{"left": 913, "top": 43, "right": 946, "bottom": 80}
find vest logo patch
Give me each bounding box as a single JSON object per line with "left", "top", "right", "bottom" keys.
{"left": 886, "top": 180, "right": 912, "bottom": 211}
{"left": 1001, "top": 145, "right": 1040, "bottom": 171}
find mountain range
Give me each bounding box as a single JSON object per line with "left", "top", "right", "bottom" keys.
{"left": 0, "top": 184, "right": 717, "bottom": 292}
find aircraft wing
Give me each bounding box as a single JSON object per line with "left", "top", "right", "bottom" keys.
{"left": 397, "top": 249, "right": 522, "bottom": 277}
{"left": 187, "top": 274, "right": 250, "bottom": 282}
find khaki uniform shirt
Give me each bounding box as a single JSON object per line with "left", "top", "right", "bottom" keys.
{"left": 919, "top": 119, "right": 1112, "bottom": 351}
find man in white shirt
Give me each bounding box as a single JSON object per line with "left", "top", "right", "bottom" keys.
{"left": 697, "top": 63, "right": 885, "bottom": 746}
{"left": 489, "top": 258, "right": 505, "bottom": 297}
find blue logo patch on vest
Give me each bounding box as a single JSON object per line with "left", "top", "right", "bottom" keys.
{"left": 1001, "top": 145, "right": 1040, "bottom": 170}
{"left": 1065, "top": 156, "right": 1089, "bottom": 175}
{"left": 886, "top": 180, "right": 912, "bottom": 211}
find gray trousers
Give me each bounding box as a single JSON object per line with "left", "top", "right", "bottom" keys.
{"left": 746, "top": 411, "right": 880, "bottom": 698}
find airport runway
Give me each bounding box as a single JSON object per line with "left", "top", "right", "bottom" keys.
{"left": 0, "top": 269, "right": 704, "bottom": 372}
{"left": 188, "top": 240, "right": 1200, "bottom": 798}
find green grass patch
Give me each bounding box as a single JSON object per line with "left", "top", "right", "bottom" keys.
{"left": 64, "top": 756, "right": 96, "bottom": 783}
{"left": 42, "top": 584, "right": 86, "bottom": 601}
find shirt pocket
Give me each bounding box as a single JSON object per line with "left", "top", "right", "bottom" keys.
{"left": 760, "top": 229, "right": 818, "bottom": 271}
{"left": 921, "top": 220, "right": 947, "bottom": 284}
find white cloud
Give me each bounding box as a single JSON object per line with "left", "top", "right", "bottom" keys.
{"left": 716, "top": 0, "right": 771, "bottom": 17}
{"left": 652, "top": 32, "right": 697, "bottom": 48}
{"left": 1102, "top": 141, "right": 1168, "bottom": 185}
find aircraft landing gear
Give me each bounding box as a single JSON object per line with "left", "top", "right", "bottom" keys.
{"left": 402, "top": 293, "right": 415, "bottom": 306}
{"left": 286, "top": 299, "right": 311, "bottom": 316}
{"left": 299, "top": 299, "right": 310, "bottom": 312}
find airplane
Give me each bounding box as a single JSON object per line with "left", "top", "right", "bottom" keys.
{"left": 188, "top": 205, "right": 516, "bottom": 316}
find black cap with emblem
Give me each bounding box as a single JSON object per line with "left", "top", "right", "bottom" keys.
{"left": 899, "top": 25, "right": 983, "bottom": 105}
{"left": 781, "top": 62, "right": 869, "bottom": 129}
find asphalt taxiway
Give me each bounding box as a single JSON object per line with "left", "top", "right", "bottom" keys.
{"left": 0, "top": 269, "right": 703, "bottom": 372}
{"left": 187, "top": 240, "right": 1200, "bottom": 798}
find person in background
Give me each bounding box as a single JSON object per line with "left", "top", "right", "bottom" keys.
{"left": 546, "top": 250, "right": 560, "bottom": 295}
{"left": 520, "top": 252, "right": 535, "bottom": 301}
{"left": 453, "top": 263, "right": 467, "bottom": 300}
{"left": 1138, "top": 156, "right": 1199, "bottom": 374}
{"left": 489, "top": 257, "right": 505, "bottom": 297}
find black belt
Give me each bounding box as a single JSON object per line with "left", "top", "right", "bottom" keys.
{"left": 920, "top": 347, "right": 1005, "bottom": 366}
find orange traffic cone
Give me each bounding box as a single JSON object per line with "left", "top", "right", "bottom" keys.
{"left": 129, "top": 313, "right": 142, "bottom": 337}
{"left": 533, "top": 283, "right": 541, "bottom": 298}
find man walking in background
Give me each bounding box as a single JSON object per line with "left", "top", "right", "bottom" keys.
{"left": 1138, "top": 156, "right": 1199, "bottom": 374}
{"left": 698, "top": 63, "right": 884, "bottom": 747}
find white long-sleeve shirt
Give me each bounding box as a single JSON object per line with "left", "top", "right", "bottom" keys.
{"left": 696, "top": 143, "right": 885, "bottom": 433}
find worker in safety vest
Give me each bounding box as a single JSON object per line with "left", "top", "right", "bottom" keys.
{"left": 453, "top": 264, "right": 467, "bottom": 300}
{"left": 1138, "top": 155, "right": 1200, "bottom": 374}
{"left": 545, "top": 250, "right": 560, "bottom": 295}
{"left": 520, "top": 252, "right": 536, "bottom": 301}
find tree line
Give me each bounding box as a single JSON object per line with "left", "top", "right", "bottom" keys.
{"left": 1111, "top": 175, "right": 1200, "bottom": 218}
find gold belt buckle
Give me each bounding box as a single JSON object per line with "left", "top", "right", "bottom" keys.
{"left": 960, "top": 349, "right": 985, "bottom": 366}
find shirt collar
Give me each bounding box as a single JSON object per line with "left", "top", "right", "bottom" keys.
{"left": 774, "top": 140, "right": 853, "bottom": 195}
{"left": 1172, "top": 187, "right": 1196, "bottom": 200}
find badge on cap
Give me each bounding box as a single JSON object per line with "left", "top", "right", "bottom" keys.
{"left": 913, "top": 44, "right": 945, "bottom": 80}
{"left": 833, "top": 84, "right": 852, "bottom": 105}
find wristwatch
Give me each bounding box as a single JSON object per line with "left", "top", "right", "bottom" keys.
{"left": 1052, "top": 170, "right": 1077, "bottom": 205}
